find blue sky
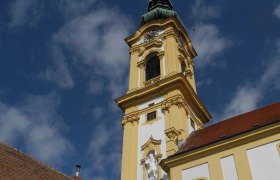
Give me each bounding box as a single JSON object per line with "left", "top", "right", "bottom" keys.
{"left": 0, "top": 0, "right": 280, "bottom": 179}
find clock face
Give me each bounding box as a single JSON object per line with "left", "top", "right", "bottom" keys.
{"left": 143, "top": 30, "right": 159, "bottom": 42}
{"left": 149, "top": 30, "right": 158, "bottom": 37}
{"left": 144, "top": 34, "right": 153, "bottom": 42}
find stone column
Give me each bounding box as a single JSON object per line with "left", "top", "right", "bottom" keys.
{"left": 128, "top": 48, "right": 139, "bottom": 91}
{"left": 158, "top": 51, "right": 165, "bottom": 78}
{"left": 138, "top": 61, "right": 146, "bottom": 88}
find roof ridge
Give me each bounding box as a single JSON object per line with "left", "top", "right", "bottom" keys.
{"left": 209, "top": 101, "right": 280, "bottom": 127}
{"left": 0, "top": 142, "right": 72, "bottom": 179}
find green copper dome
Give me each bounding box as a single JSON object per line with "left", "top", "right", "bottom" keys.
{"left": 140, "top": 0, "right": 185, "bottom": 28}
{"left": 148, "top": 0, "right": 173, "bottom": 11}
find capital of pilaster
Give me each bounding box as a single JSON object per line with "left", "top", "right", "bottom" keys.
{"left": 121, "top": 112, "right": 140, "bottom": 126}
{"left": 130, "top": 46, "right": 140, "bottom": 54}
{"left": 137, "top": 60, "right": 146, "bottom": 68}
{"left": 158, "top": 51, "right": 165, "bottom": 58}
{"left": 187, "top": 56, "right": 194, "bottom": 67}
{"left": 185, "top": 70, "right": 193, "bottom": 79}
{"left": 163, "top": 29, "right": 176, "bottom": 39}
{"left": 161, "top": 95, "right": 189, "bottom": 115}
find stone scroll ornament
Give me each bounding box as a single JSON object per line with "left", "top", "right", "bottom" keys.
{"left": 145, "top": 152, "right": 158, "bottom": 180}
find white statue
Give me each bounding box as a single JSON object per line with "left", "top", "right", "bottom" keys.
{"left": 145, "top": 152, "right": 158, "bottom": 180}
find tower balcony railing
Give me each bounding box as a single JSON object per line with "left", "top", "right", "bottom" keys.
{"left": 144, "top": 76, "right": 161, "bottom": 87}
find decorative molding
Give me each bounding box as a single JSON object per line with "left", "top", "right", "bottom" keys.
{"left": 121, "top": 112, "right": 140, "bottom": 125}
{"left": 187, "top": 56, "right": 194, "bottom": 67}
{"left": 141, "top": 48, "right": 163, "bottom": 62}
{"left": 141, "top": 137, "right": 162, "bottom": 151}
{"left": 143, "top": 38, "right": 164, "bottom": 49}
{"left": 116, "top": 73, "right": 212, "bottom": 123}
{"left": 161, "top": 95, "right": 189, "bottom": 115}
{"left": 164, "top": 29, "right": 176, "bottom": 39}
{"left": 165, "top": 127, "right": 180, "bottom": 141}
{"left": 158, "top": 51, "right": 165, "bottom": 58}
{"left": 138, "top": 46, "right": 146, "bottom": 56}
{"left": 130, "top": 46, "right": 140, "bottom": 54}
{"left": 137, "top": 60, "right": 146, "bottom": 68}
{"left": 185, "top": 70, "right": 193, "bottom": 79}
{"left": 144, "top": 76, "right": 161, "bottom": 87}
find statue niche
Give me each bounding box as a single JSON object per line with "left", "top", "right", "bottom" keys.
{"left": 145, "top": 151, "right": 158, "bottom": 180}
{"left": 141, "top": 137, "right": 163, "bottom": 180}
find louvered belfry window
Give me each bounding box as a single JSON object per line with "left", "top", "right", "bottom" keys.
{"left": 145, "top": 56, "right": 160, "bottom": 81}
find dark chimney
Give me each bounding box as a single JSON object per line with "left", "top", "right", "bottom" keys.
{"left": 73, "top": 165, "right": 82, "bottom": 180}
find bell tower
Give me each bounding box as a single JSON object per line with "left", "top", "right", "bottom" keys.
{"left": 115, "top": 1, "right": 211, "bottom": 180}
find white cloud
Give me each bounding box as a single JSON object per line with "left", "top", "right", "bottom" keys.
{"left": 40, "top": 2, "right": 132, "bottom": 178}
{"left": 273, "top": 3, "right": 280, "bottom": 18}
{"left": 26, "top": 124, "right": 71, "bottom": 164}
{"left": 53, "top": 7, "right": 131, "bottom": 76}
{"left": 189, "top": 0, "right": 231, "bottom": 69}
{"left": 58, "top": 0, "right": 97, "bottom": 19}
{"left": 40, "top": 46, "right": 74, "bottom": 89}
{"left": 87, "top": 122, "right": 122, "bottom": 178}
{"left": 43, "top": 2, "right": 132, "bottom": 99}
{"left": 219, "top": 39, "right": 280, "bottom": 120}
{"left": 190, "top": 24, "right": 231, "bottom": 68}
{"left": 220, "top": 86, "right": 262, "bottom": 119}
{"left": 9, "top": 0, "right": 43, "bottom": 28}
{"left": 259, "top": 41, "right": 280, "bottom": 89}
{"left": 191, "top": 0, "right": 222, "bottom": 20}
{"left": 0, "top": 105, "right": 30, "bottom": 144}
{"left": 0, "top": 93, "right": 72, "bottom": 167}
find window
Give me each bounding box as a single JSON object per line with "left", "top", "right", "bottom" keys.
{"left": 181, "top": 61, "right": 186, "bottom": 73}
{"left": 146, "top": 56, "right": 160, "bottom": 81}
{"left": 191, "top": 119, "right": 195, "bottom": 130}
{"left": 147, "top": 111, "right": 156, "bottom": 121}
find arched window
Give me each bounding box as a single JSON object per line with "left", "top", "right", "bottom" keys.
{"left": 146, "top": 55, "right": 160, "bottom": 81}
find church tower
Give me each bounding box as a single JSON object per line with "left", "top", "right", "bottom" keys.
{"left": 115, "top": 1, "right": 211, "bottom": 179}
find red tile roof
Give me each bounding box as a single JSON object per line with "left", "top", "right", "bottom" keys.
{"left": 176, "top": 101, "right": 280, "bottom": 155}
{"left": 0, "top": 143, "right": 72, "bottom": 180}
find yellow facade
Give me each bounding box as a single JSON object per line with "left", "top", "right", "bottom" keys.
{"left": 117, "top": 2, "right": 280, "bottom": 180}
{"left": 161, "top": 122, "right": 280, "bottom": 180}
{"left": 116, "top": 16, "right": 211, "bottom": 180}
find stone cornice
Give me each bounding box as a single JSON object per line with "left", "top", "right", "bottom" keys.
{"left": 115, "top": 73, "right": 211, "bottom": 123}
